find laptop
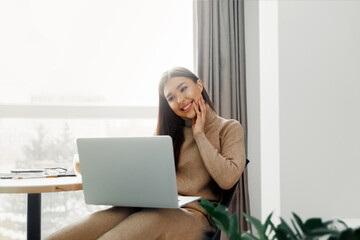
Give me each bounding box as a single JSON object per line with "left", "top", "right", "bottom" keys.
{"left": 76, "top": 136, "right": 200, "bottom": 208}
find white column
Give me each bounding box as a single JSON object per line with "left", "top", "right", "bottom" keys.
{"left": 259, "top": 0, "right": 281, "bottom": 222}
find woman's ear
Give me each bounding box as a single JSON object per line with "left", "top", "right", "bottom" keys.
{"left": 196, "top": 79, "right": 204, "bottom": 92}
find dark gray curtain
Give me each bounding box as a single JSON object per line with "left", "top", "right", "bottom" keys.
{"left": 193, "top": 0, "right": 251, "bottom": 236}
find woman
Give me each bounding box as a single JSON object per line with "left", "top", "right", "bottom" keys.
{"left": 46, "top": 67, "right": 246, "bottom": 240}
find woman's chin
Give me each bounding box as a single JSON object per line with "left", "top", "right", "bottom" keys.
{"left": 183, "top": 111, "right": 196, "bottom": 119}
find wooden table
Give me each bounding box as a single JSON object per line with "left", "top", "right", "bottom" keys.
{"left": 0, "top": 177, "right": 83, "bottom": 240}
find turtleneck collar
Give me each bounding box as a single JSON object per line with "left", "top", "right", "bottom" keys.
{"left": 183, "top": 103, "right": 217, "bottom": 128}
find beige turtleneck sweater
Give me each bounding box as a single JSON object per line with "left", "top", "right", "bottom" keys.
{"left": 73, "top": 104, "right": 246, "bottom": 217}
{"left": 178, "top": 104, "right": 246, "bottom": 216}
{"left": 65, "top": 104, "right": 246, "bottom": 239}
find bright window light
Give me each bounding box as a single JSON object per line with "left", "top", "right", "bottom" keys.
{"left": 0, "top": 0, "right": 193, "bottom": 106}
{"left": 0, "top": 1, "right": 193, "bottom": 239}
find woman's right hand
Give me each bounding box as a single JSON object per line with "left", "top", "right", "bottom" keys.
{"left": 191, "top": 97, "right": 207, "bottom": 136}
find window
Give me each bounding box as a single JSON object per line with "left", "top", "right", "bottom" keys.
{"left": 0, "top": 1, "right": 193, "bottom": 238}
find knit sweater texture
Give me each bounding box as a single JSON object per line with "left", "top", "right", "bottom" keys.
{"left": 56, "top": 104, "right": 246, "bottom": 240}
{"left": 178, "top": 104, "right": 246, "bottom": 218}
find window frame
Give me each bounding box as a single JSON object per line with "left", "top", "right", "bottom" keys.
{"left": 0, "top": 104, "right": 158, "bottom": 119}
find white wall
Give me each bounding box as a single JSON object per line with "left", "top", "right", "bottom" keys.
{"left": 245, "top": 0, "right": 282, "bottom": 223}
{"left": 245, "top": 0, "right": 360, "bottom": 223}
{"left": 278, "top": 0, "right": 360, "bottom": 221}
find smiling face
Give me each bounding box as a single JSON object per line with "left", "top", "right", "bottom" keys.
{"left": 163, "top": 77, "right": 203, "bottom": 119}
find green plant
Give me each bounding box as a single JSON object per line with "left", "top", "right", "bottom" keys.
{"left": 200, "top": 198, "right": 241, "bottom": 240}
{"left": 199, "top": 198, "right": 360, "bottom": 240}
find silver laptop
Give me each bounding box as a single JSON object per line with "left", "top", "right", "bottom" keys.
{"left": 76, "top": 136, "right": 200, "bottom": 208}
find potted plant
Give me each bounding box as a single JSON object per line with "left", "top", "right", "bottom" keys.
{"left": 199, "top": 198, "right": 360, "bottom": 240}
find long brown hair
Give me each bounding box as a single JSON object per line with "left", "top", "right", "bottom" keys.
{"left": 156, "top": 67, "right": 215, "bottom": 168}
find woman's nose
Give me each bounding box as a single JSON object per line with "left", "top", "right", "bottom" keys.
{"left": 177, "top": 94, "right": 185, "bottom": 104}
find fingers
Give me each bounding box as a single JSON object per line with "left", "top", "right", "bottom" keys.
{"left": 193, "top": 100, "right": 199, "bottom": 113}
{"left": 198, "top": 98, "right": 206, "bottom": 121}
{"left": 193, "top": 97, "right": 206, "bottom": 123}
{"left": 193, "top": 99, "right": 201, "bottom": 117}
{"left": 199, "top": 98, "right": 206, "bottom": 113}
{"left": 191, "top": 97, "right": 206, "bottom": 136}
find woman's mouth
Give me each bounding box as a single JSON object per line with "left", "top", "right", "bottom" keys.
{"left": 182, "top": 102, "right": 193, "bottom": 113}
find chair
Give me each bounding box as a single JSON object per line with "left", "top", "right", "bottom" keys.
{"left": 208, "top": 159, "right": 250, "bottom": 240}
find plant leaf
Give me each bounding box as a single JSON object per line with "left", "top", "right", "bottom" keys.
{"left": 336, "top": 219, "right": 349, "bottom": 229}
{"left": 199, "top": 198, "right": 230, "bottom": 232}
{"left": 279, "top": 217, "right": 297, "bottom": 239}
{"left": 210, "top": 211, "right": 230, "bottom": 232}
{"left": 273, "top": 224, "right": 289, "bottom": 240}
{"left": 325, "top": 219, "right": 349, "bottom": 230}
{"left": 291, "top": 219, "right": 302, "bottom": 238}
{"left": 211, "top": 204, "right": 230, "bottom": 231}
{"left": 199, "top": 198, "right": 215, "bottom": 214}
{"left": 339, "top": 229, "right": 355, "bottom": 240}
{"left": 242, "top": 213, "right": 269, "bottom": 240}
{"left": 242, "top": 212, "right": 264, "bottom": 234}
{"left": 266, "top": 226, "right": 275, "bottom": 238}
{"left": 241, "top": 231, "right": 260, "bottom": 240}
{"left": 229, "top": 233, "right": 243, "bottom": 240}
{"left": 354, "top": 227, "right": 360, "bottom": 240}
{"left": 269, "top": 221, "right": 278, "bottom": 240}
{"left": 304, "top": 218, "right": 323, "bottom": 233}
{"left": 292, "top": 212, "right": 305, "bottom": 232}
{"left": 263, "top": 212, "right": 274, "bottom": 235}
{"left": 215, "top": 204, "right": 229, "bottom": 215}
{"left": 310, "top": 227, "right": 340, "bottom": 236}
{"left": 228, "top": 213, "right": 240, "bottom": 237}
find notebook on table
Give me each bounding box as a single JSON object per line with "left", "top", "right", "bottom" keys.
{"left": 76, "top": 136, "right": 200, "bottom": 208}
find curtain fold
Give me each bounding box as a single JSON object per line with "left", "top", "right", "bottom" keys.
{"left": 193, "top": 0, "right": 251, "bottom": 237}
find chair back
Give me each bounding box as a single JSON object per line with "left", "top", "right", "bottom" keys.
{"left": 210, "top": 159, "right": 250, "bottom": 240}
{"left": 220, "top": 159, "right": 250, "bottom": 207}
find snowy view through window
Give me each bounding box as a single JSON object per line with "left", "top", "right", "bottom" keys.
{"left": 0, "top": 1, "right": 193, "bottom": 239}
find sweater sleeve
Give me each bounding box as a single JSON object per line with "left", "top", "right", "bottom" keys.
{"left": 193, "top": 120, "right": 246, "bottom": 190}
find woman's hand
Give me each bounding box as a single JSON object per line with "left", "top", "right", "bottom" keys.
{"left": 192, "top": 97, "right": 207, "bottom": 136}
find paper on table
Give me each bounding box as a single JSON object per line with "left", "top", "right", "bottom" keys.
{"left": 0, "top": 172, "right": 46, "bottom": 179}
{"left": 0, "top": 173, "right": 77, "bottom": 179}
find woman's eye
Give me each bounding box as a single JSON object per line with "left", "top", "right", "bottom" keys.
{"left": 168, "top": 96, "right": 174, "bottom": 102}
{"left": 180, "top": 86, "right": 187, "bottom": 92}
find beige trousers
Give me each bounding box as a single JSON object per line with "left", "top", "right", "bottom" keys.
{"left": 45, "top": 207, "right": 212, "bottom": 240}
